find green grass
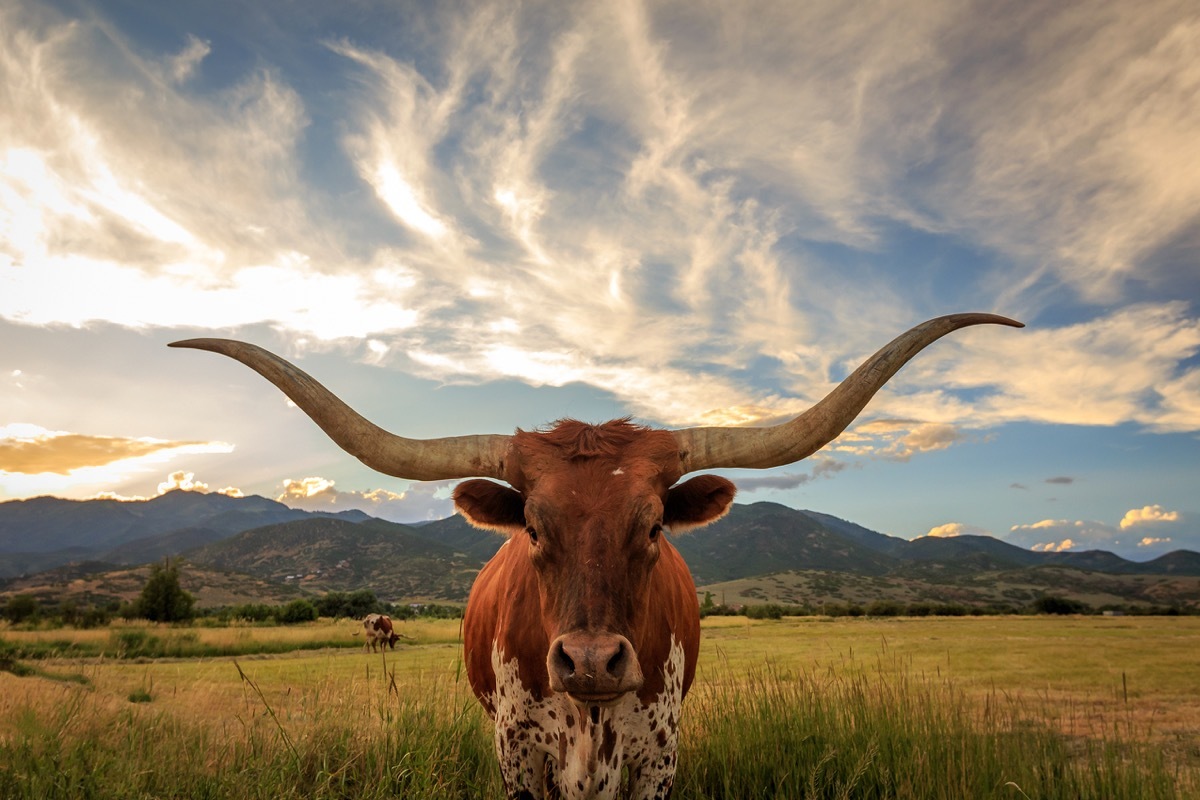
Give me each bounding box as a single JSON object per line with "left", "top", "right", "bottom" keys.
{"left": 0, "top": 658, "right": 500, "bottom": 799}
{"left": 0, "top": 616, "right": 1197, "bottom": 798}
{"left": 0, "top": 616, "right": 457, "bottom": 661}
{"left": 676, "top": 663, "right": 1188, "bottom": 799}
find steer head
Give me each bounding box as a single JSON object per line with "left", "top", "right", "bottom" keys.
{"left": 452, "top": 420, "right": 735, "bottom": 702}
{"left": 169, "top": 313, "right": 1021, "bottom": 706}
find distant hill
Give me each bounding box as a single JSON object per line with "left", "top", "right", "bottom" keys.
{"left": 406, "top": 514, "right": 505, "bottom": 562}
{"left": 0, "top": 491, "right": 371, "bottom": 578}
{"left": 2, "top": 494, "right": 1197, "bottom": 610}
{"left": 675, "top": 502, "right": 897, "bottom": 582}
{"left": 184, "top": 517, "right": 484, "bottom": 601}
{"left": 694, "top": 565, "right": 1200, "bottom": 611}
{"left": 1137, "top": 550, "right": 1200, "bottom": 575}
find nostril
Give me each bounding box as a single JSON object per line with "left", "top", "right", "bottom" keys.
{"left": 606, "top": 642, "right": 626, "bottom": 676}
{"left": 552, "top": 641, "right": 576, "bottom": 676}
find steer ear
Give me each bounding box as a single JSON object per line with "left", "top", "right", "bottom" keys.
{"left": 664, "top": 474, "right": 736, "bottom": 532}
{"left": 453, "top": 479, "right": 526, "bottom": 534}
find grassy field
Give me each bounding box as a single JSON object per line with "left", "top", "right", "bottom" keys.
{"left": 1, "top": 615, "right": 1197, "bottom": 798}
{"left": 0, "top": 616, "right": 460, "bottom": 660}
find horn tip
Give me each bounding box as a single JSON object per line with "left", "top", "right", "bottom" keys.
{"left": 947, "top": 313, "right": 1024, "bottom": 330}
{"left": 168, "top": 338, "right": 237, "bottom": 354}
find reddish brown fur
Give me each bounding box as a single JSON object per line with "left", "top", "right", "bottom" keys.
{"left": 456, "top": 419, "right": 735, "bottom": 796}
{"left": 363, "top": 613, "right": 400, "bottom": 652}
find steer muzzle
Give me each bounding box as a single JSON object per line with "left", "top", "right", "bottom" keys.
{"left": 548, "top": 631, "right": 644, "bottom": 703}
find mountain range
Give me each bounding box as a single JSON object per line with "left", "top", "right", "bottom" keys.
{"left": 1, "top": 492, "right": 1197, "bottom": 609}
{"left": 0, "top": 490, "right": 370, "bottom": 578}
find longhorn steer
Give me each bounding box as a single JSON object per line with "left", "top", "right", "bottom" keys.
{"left": 171, "top": 313, "right": 1021, "bottom": 800}
{"left": 362, "top": 612, "right": 400, "bottom": 652}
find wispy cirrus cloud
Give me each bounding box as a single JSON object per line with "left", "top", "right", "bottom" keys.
{"left": 897, "top": 302, "right": 1200, "bottom": 434}
{"left": 733, "top": 458, "right": 849, "bottom": 493}
{"left": 2, "top": 0, "right": 1198, "bottom": 448}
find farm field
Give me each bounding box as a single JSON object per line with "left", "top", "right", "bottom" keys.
{"left": 2, "top": 615, "right": 1198, "bottom": 798}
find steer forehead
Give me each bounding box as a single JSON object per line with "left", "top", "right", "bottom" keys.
{"left": 506, "top": 420, "right": 683, "bottom": 497}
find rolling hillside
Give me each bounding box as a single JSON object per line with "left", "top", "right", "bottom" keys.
{"left": 1, "top": 493, "right": 1197, "bottom": 610}
{"left": 185, "top": 517, "right": 485, "bottom": 601}
{"left": 0, "top": 490, "right": 371, "bottom": 578}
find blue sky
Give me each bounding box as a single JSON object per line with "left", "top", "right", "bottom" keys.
{"left": 1, "top": 0, "right": 1197, "bottom": 559}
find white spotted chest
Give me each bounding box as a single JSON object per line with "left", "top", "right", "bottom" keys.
{"left": 487, "top": 637, "right": 687, "bottom": 800}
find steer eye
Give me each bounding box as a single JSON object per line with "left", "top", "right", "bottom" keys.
{"left": 648, "top": 523, "right": 663, "bottom": 542}
{"left": 526, "top": 526, "right": 539, "bottom": 544}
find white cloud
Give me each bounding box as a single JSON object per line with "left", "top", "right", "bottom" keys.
{"left": 830, "top": 420, "right": 978, "bottom": 462}
{"left": 159, "top": 470, "right": 210, "bottom": 494}
{"left": 369, "top": 161, "right": 449, "bottom": 239}
{"left": 1120, "top": 504, "right": 1181, "bottom": 529}
{"left": 1008, "top": 509, "right": 1195, "bottom": 560}
{"left": 923, "top": 522, "right": 988, "bottom": 539}
{"left": 1009, "top": 519, "right": 1097, "bottom": 551}
{"left": 95, "top": 471, "right": 244, "bottom": 501}
{"left": 1137, "top": 536, "right": 1172, "bottom": 548}
{"left": 276, "top": 476, "right": 457, "bottom": 522}
{"left": 156, "top": 470, "right": 241, "bottom": 497}
{"left": 1032, "top": 538, "right": 1076, "bottom": 553}
{"left": 169, "top": 34, "right": 210, "bottom": 84}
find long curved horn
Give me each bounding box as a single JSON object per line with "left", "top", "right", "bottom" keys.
{"left": 672, "top": 313, "right": 1023, "bottom": 473}
{"left": 169, "top": 339, "right": 511, "bottom": 481}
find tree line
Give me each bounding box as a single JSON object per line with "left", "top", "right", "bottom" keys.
{"left": 698, "top": 592, "right": 1196, "bottom": 619}
{"left": 3, "top": 562, "right": 1195, "bottom": 628}
{"left": 0, "top": 559, "right": 464, "bottom": 627}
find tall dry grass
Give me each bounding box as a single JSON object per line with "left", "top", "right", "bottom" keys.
{"left": 1, "top": 616, "right": 1197, "bottom": 798}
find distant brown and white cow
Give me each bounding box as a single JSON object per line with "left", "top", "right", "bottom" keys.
{"left": 172, "top": 313, "right": 1020, "bottom": 799}
{"left": 362, "top": 613, "right": 400, "bottom": 652}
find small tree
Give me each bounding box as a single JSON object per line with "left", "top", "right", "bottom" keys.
{"left": 134, "top": 559, "right": 195, "bottom": 622}
{"left": 4, "top": 594, "right": 39, "bottom": 624}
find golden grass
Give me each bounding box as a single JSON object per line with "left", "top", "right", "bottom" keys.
{"left": 3, "top": 615, "right": 1197, "bottom": 764}
{"left": 0, "top": 615, "right": 462, "bottom": 651}
{"left": 696, "top": 615, "right": 1200, "bottom": 756}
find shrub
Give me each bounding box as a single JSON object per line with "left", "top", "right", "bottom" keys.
{"left": 220, "top": 603, "right": 276, "bottom": 623}
{"left": 866, "top": 600, "right": 904, "bottom": 617}
{"left": 933, "top": 603, "right": 969, "bottom": 617}
{"left": 1031, "top": 595, "right": 1090, "bottom": 615}
{"left": 275, "top": 599, "right": 318, "bottom": 625}
{"left": 112, "top": 630, "right": 157, "bottom": 658}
